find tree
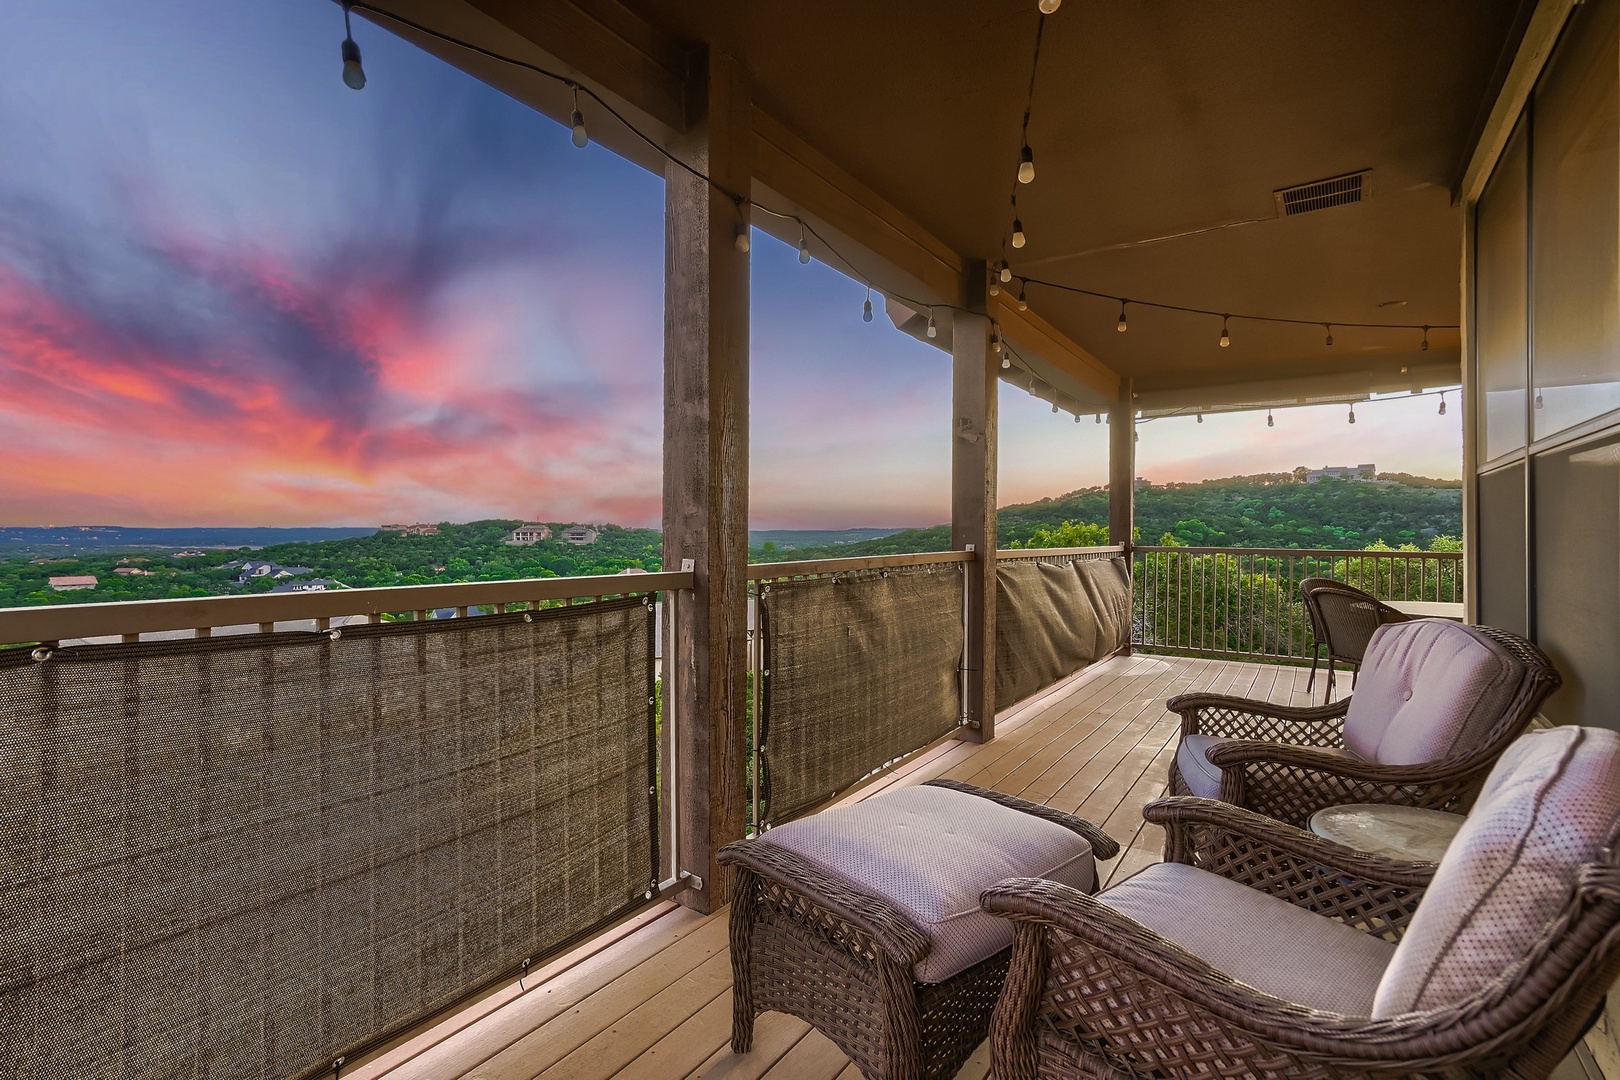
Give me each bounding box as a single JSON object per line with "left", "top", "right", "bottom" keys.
{"left": 1008, "top": 520, "right": 1111, "bottom": 549}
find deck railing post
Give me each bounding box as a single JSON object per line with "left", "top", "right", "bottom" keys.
{"left": 952, "top": 273, "right": 998, "bottom": 742}
{"left": 661, "top": 48, "right": 750, "bottom": 913}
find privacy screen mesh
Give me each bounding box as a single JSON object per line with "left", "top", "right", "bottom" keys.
{"left": 995, "top": 557, "right": 1131, "bottom": 711}
{"left": 0, "top": 597, "right": 658, "bottom": 1080}
{"left": 758, "top": 567, "right": 963, "bottom": 825}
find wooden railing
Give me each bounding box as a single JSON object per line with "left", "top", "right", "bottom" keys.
{"left": 1130, "top": 545, "right": 1463, "bottom": 662}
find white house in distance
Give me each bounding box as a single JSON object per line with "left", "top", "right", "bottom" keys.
{"left": 561, "top": 525, "right": 599, "bottom": 545}
{"left": 504, "top": 523, "right": 553, "bottom": 545}
{"left": 1306, "top": 463, "right": 1377, "bottom": 483}
{"left": 48, "top": 575, "right": 97, "bottom": 591}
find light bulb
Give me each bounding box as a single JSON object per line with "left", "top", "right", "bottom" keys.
{"left": 989, "top": 280, "right": 1000, "bottom": 296}
{"left": 1324, "top": 324, "right": 1333, "bottom": 346}
{"left": 1348, "top": 405, "right": 1356, "bottom": 425}
{"left": 1011, "top": 219, "right": 1026, "bottom": 249}
{"left": 1052, "top": 401, "right": 1060, "bottom": 414}
{"left": 798, "top": 227, "right": 810, "bottom": 264}
{"left": 1018, "top": 145, "right": 1035, "bottom": 184}
{"left": 1535, "top": 391, "right": 1544, "bottom": 409}
{"left": 1421, "top": 325, "right": 1430, "bottom": 352}
{"left": 862, "top": 290, "right": 873, "bottom": 323}
{"left": 1074, "top": 412, "right": 1081, "bottom": 423}
{"left": 1002, "top": 355, "right": 1011, "bottom": 369}
{"left": 1267, "top": 410, "right": 1274, "bottom": 428}
{"left": 1017, "top": 285, "right": 1028, "bottom": 311}
{"left": 1116, "top": 302, "right": 1128, "bottom": 333}
{"left": 1438, "top": 393, "right": 1447, "bottom": 416}
{"left": 1219, "top": 318, "right": 1230, "bottom": 348}
{"left": 342, "top": 38, "right": 366, "bottom": 90}
{"left": 734, "top": 224, "right": 750, "bottom": 253}
{"left": 926, "top": 311, "right": 937, "bottom": 338}
{"left": 1095, "top": 413, "right": 1102, "bottom": 424}
{"left": 1196, "top": 412, "right": 1203, "bottom": 424}
{"left": 1039, "top": 0, "right": 1062, "bottom": 12}
{"left": 999, "top": 263, "right": 1012, "bottom": 283}
{"left": 571, "top": 109, "right": 588, "bottom": 148}
{"left": 992, "top": 334, "right": 1002, "bottom": 353}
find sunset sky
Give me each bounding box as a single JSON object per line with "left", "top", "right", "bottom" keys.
{"left": 0, "top": 2, "right": 1461, "bottom": 530}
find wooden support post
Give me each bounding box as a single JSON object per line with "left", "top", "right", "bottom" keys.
{"left": 1109, "top": 378, "right": 1136, "bottom": 546}
{"left": 952, "top": 267, "right": 997, "bottom": 743}
{"left": 663, "top": 49, "right": 750, "bottom": 914}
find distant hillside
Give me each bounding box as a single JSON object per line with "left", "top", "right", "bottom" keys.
{"left": 751, "top": 473, "right": 1463, "bottom": 562}
{"left": 749, "top": 528, "right": 903, "bottom": 551}
{"left": 0, "top": 525, "right": 376, "bottom": 556}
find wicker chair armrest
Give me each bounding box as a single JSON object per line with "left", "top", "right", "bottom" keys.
{"left": 1204, "top": 739, "right": 1478, "bottom": 788}
{"left": 1165, "top": 692, "right": 1350, "bottom": 744}
{"left": 719, "top": 839, "right": 932, "bottom": 967}
{"left": 923, "top": 778, "right": 1121, "bottom": 860}
{"left": 1142, "top": 796, "right": 1433, "bottom": 939}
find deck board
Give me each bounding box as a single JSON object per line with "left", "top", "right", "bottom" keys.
{"left": 372, "top": 654, "right": 1305, "bottom": 1080}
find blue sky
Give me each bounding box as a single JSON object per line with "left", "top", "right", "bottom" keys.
{"left": 0, "top": 2, "right": 1460, "bottom": 529}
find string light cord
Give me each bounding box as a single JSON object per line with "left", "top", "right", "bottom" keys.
{"left": 1019, "top": 276, "right": 1457, "bottom": 333}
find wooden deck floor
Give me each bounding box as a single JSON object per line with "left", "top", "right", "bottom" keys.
{"left": 361, "top": 654, "right": 1316, "bottom": 1080}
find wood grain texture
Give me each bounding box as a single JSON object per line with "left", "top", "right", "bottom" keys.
{"left": 664, "top": 49, "right": 751, "bottom": 914}
{"left": 1108, "top": 377, "right": 1135, "bottom": 549}
{"left": 951, "top": 290, "right": 998, "bottom": 743}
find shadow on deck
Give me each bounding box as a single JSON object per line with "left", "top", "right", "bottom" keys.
{"left": 363, "top": 654, "right": 1314, "bottom": 1080}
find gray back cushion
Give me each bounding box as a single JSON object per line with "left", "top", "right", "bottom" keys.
{"left": 1372, "top": 726, "right": 1620, "bottom": 1016}
{"left": 1344, "top": 621, "right": 1525, "bottom": 765}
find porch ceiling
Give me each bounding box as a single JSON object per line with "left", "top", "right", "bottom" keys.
{"left": 371, "top": 0, "right": 1529, "bottom": 403}
{"left": 620, "top": 0, "right": 1523, "bottom": 395}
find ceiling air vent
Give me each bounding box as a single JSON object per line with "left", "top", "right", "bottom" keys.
{"left": 1274, "top": 170, "right": 1371, "bottom": 217}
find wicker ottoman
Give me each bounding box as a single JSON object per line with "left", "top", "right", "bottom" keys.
{"left": 718, "top": 778, "right": 1118, "bottom": 1080}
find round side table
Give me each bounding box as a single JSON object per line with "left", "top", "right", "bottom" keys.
{"left": 1307, "top": 803, "right": 1465, "bottom": 862}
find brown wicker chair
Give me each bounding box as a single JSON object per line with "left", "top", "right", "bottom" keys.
{"left": 1167, "top": 620, "right": 1560, "bottom": 827}
{"left": 1300, "top": 576, "right": 1414, "bottom": 701}
{"left": 982, "top": 727, "right": 1620, "bottom": 1080}
{"left": 720, "top": 779, "right": 1119, "bottom": 1080}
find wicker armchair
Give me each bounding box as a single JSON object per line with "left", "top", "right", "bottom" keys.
{"left": 982, "top": 727, "right": 1620, "bottom": 1080}
{"left": 1300, "top": 576, "right": 1413, "bottom": 700}
{"left": 1167, "top": 620, "right": 1560, "bottom": 827}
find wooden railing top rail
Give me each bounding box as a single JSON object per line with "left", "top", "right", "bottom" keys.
{"left": 996, "top": 545, "right": 1126, "bottom": 559}
{"left": 0, "top": 569, "right": 696, "bottom": 645}
{"left": 1131, "top": 545, "right": 1463, "bottom": 560}
{"left": 746, "top": 549, "right": 974, "bottom": 581}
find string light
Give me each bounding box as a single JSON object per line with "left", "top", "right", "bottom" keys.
{"left": 1096, "top": 413, "right": 1102, "bottom": 424}
{"left": 1017, "top": 282, "right": 1029, "bottom": 311}
{"left": 863, "top": 286, "right": 874, "bottom": 323}
{"left": 1116, "top": 301, "right": 1128, "bottom": 333}
{"left": 797, "top": 224, "right": 811, "bottom": 264}
{"left": 340, "top": 2, "right": 366, "bottom": 90}
{"left": 989, "top": 279, "right": 1001, "bottom": 297}
{"left": 992, "top": 328, "right": 1003, "bottom": 353}
{"left": 1348, "top": 404, "right": 1356, "bottom": 424}
{"left": 1324, "top": 323, "right": 1333, "bottom": 346}
{"left": 570, "top": 85, "right": 588, "bottom": 148}
{"left": 734, "top": 223, "right": 750, "bottom": 253}
{"left": 1421, "top": 325, "right": 1430, "bottom": 351}
{"left": 1196, "top": 412, "right": 1203, "bottom": 424}
{"left": 1011, "top": 218, "right": 1026, "bottom": 249}
{"left": 1074, "top": 412, "right": 1081, "bottom": 423}
{"left": 1039, "top": 0, "right": 1061, "bottom": 12}
{"left": 1267, "top": 409, "right": 1274, "bottom": 428}
{"left": 1002, "top": 354, "right": 1011, "bottom": 369}
{"left": 1438, "top": 392, "right": 1447, "bottom": 416}
{"left": 999, "top": 262, "right": 1013, "bottom": 283}
{"left": 1535, "top": 390, "right": 1544, "bottom": 409}
{"left": 926, "top": 310, "right": 937, "bottom": 338}
{"left": 1018, "top": 145, "right": 1035, "bottom": 184}
{"left": 1219, "top": 316, "right": 1231, "bottom": 348}
{"left": 1052, "top": 401, "right": 1060, "bottom": 414}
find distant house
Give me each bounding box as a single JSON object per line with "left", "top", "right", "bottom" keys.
{"left": 1307, "top": 463, "right": 1377, "bottom": 483}
{"left": 1134, "top": 477, "right": 1152, "bottom": 491}
{"left": 269, "top": 579, "right": 335, "bottom": 594}
{"left": 233, "top": 561, "right": 313, "bottom": 585}
{"left": 48, "top": 575, "right": 97, "bottom": 591}
{"left": 383, "top": 523, "right": 441, "bottom": 537}
{"left": 504, "top": 523, "right": 553, "bottom": 546}
{"left": 113, "top": 567, "right": 155, "bottom": 577}
{"left": 561, "top": 525, "right": 599, "bottom": 545}
{"left": 171, "top": 549, "right": 208, "bottom": 558}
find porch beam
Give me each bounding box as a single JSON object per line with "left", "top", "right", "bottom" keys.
{"left": 663, "top": 48, "right": 750, "bottom": 914}
{"left": 952, "top": 266, "right": 998, "bottom": 743}
{"left": 1109, "top": 379, "right": 1136, "bottom": 547}
{"left": 993, "top": 296, "right": 1120, "bottom": 403}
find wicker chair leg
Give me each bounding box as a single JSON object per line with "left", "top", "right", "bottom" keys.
{"left": 878, "top": 955, "right": 925, "bottom": 1080}
{"left": 989, "top": 924, "right": 1046, "bottom": 1080}
{"left": 1307, "top": 651, "right": 1318, "bottom": 696}
{"left": 729, "top": 868, "right": 757, "bottom": 1054}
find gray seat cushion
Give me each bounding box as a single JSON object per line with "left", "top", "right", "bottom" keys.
{"left": 757, "top": 784, "right": 1097, "bottom": 983}
{"left": 1344, "top": 621, "right": 1525, "bottom": 765}
{"left": 1176, "top": 733, "right": 1226, "bottom": 798}
{"left": 1373, "top": 726, "right": 1620, "bottom": 1016}
{"left": 1098, "top": 862, "right": 1395, "bottom": 1015}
